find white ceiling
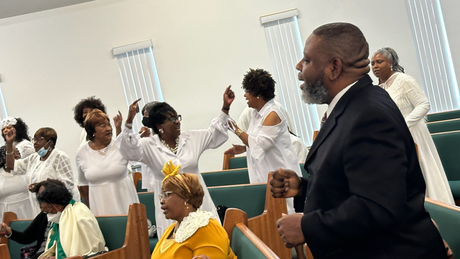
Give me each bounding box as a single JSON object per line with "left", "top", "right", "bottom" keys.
{"left": 0, "top": 0, "right": 93, "bottom": 19}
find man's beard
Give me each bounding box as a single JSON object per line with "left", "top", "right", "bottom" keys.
{"left": 301, "top": 76, "right": 329, "bottom": 104}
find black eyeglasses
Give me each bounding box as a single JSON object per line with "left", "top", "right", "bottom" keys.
{"left": 166, "top": 115, "right": 182, "bottom": 123}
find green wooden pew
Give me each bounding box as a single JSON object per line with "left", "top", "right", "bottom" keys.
{"left": 426, "top": 118, "right": 460, "bottom": 134}
{"left": 427, "top": 110, "right": 460, "bottom": 122}
{"left": 137, "top": 192, "right": 159, "bottom": 253}
{"left": 4, "top": 213, "right": 128, "bottom": 259}
{"left": 431, "top": 131, "right": 460, "bottom": 200}
{"left": 424, "top": 198, "right": 460, "bottom": 257}
{"left": 229, "top": 156, "right": 248, "bottom": 169}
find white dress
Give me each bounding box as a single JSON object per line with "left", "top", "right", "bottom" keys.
{"left": 13, "top": 148, "right": 80, "bottom": 215}
{"left": 0, "top": 140, "right": 35, "bottom": 221}
{"left": 118, "top": 112, "right": 229, "bottom": 238}
{"left": 76, "top": 139, "right": 139, "bottom": 216}
{"left": 382, "top": 72, "right": 455, "bottom": 205}
{"left": 246, "top": 99, "right": 302, "bottom": 214}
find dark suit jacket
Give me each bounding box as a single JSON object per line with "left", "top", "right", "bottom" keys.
{"left": 295, "top": 75, "right": 446, "bottom": 259}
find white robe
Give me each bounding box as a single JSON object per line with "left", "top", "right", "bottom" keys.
{"left": 382, "top": 72, "right": 455, "bottom": 205}
{"left": 246, "top": 99, "right": 302, "bottom": 213}
{"left": 117, "top": 112, "right": 229, "bottom": 238}
{"left": 13, "top": 148, "right": 81, "bottom": 215}
{"left": 0, "top": 139, "right": 35, "bottom": 221}
{"left": 76, "top": 139, "right": 139, "bottom": 216}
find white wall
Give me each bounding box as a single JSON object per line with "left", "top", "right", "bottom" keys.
{"left": 0, "top": 0, "right": 458, "bottom": 173}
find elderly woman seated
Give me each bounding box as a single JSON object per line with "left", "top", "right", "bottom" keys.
{"left": 35, "top": 182, "right": 107, "bottom": 258}
{"left": 151, "top": 163, "right": 236, "bottom": 259}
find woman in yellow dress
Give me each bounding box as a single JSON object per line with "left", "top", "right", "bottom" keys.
{"left": 151, "top": 163, "right": 236, "bottom": 259}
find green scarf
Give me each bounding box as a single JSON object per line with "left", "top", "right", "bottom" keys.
{"left": 47, "top": 199, "right": 76, "bottom": 259}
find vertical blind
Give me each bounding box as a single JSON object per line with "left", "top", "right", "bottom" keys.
{"left": 261, "top": 9, "right": 319, "bottom": 145}
{"left": 405, "top": 0, "right": 459, "bottom": 112}
{"left": 113, "top": 40, "right": 164, "bottom": 132}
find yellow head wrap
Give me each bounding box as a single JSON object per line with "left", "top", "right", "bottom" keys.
{"left": 162, "top": 160, "right": 181, "bottom": 183}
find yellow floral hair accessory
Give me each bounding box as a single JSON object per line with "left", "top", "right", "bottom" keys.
{"left": 162, "top": 160, "right": 181, "bottom": 183}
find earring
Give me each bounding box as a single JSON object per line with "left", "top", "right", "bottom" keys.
{"left": 159, "top": 128, "right": 164, "bottom": 134}
{"left": 257, "top": 96, "right": 260, "bottom": 99}
{"left": 93, "top": 134, "right": 95, "bottom": 137}
{"left": 184, "top": 201, "right": 189, "bottom": 209}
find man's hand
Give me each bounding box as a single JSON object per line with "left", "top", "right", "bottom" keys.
{"left": 277, "top": 213, "right": 305, "bottom": 248}
{"left": 270, "top": 168, "right": 301, "bottom": 198}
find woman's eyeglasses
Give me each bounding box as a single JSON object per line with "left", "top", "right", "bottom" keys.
{"left": 159, "top": 191, "right": 173, "bottom": 200}
{"left": 165, "top": 115, "right": 181, "bottom": 123}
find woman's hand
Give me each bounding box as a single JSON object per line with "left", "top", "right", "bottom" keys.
{"left": 4, "top": 127, "right": 16, "bottom": 143}
{"left": 224, "top": 144, "right": 246, "bottom": 156}
{"left": 0, "top": 222, "right": 12, "bottom": 236}
{"left": 139, "top": 126, "right": 151, "bottom": 138}
{"left": 113, "top": 110, "right": 123, "bottom": 129}
{"left": 222, "top": 85, "right": 235, "bottom": 114}
{"left": 126, "top": 98, "right": 141, "bottom": 127}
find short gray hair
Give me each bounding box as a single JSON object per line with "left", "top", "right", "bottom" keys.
{"left": 374, "top": 47, "right": 405, "bottom": 73}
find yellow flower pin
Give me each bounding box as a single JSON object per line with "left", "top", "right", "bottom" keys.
{"left": 162, "top": 160, "right": 181, "bottom": 183}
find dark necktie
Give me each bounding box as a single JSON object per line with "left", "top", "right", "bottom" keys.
{"left": 320, "top": 112, "right": 327, "bottom": 128}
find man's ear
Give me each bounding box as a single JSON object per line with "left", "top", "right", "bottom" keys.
{"left": 327, "top": 58, "right": 343, "bottom": 81}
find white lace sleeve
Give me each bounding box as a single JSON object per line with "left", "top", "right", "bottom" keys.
{"left": 53, "top": 152, "right": 78, "bottom": 194}
{"left": 402, "top": 76, "right": 430, "bottom": 128}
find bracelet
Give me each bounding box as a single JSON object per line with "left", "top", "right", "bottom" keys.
{"left": 125, "top": 123, "right": 133, "bottom": 128}
{"left": 6, "top": 150, "right": 14, "bottom": 155}
{"left": 222, "top": 106, "right": 230, "bottom": 111}
{"left": 236, "top": 128, "right": 244, "bottom": 137}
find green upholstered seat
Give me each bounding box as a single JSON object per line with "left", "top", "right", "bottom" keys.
{"left": 208, "top": 183, "right": 266, "bottom": 218}
{"left": 427, "top": 119, "right": 460, "bottom": 134}
{"left": 8, "top": 220, "right": 34, "bottom": 259}
{"left": 231, "top": 224, "right": 271, "bottom": 259}
{"left": 424, "top": 199, "right": 460, "bottom": 257}
{"left": 137, "top": 180, "right": 148, "bottom": 193}
{"left": 95, "top": 215, "right": 127, "bottom": 250}
{"left": 427, "top": 110, "right": 460, "bottom": 122}
{"left": 137, "top": 192, "right": 158, "bottom": 253}
{"left": 202, "top": 168, "right": 250, "bottom": 187}
{"left": 431, "top": 131, "right": 460, "bottom": 199}
{"left": 229, "top": 156, "right": 247, "bottom": 169}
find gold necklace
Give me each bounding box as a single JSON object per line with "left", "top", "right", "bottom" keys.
{"left": 161, "top": 137, "right": 179, "bottom": 154}
{"left": 90, "top": 141, "right": 110, "bottom": 156}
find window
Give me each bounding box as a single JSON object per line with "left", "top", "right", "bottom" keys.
{"left": 405, "top": 0, "right": 459, "bottom": 112}
{"left": 113, "top": 40, "right": 164, "bottom": 132}
{"left": 261, "top": 9, "right": 319, "bottom": 145}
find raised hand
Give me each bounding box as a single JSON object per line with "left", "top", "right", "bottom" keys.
{"left": 223, "top": 85, "right": 235, "bottom": 109}
{"left": 126, "top": 98, "right": 141, "bottom": 126}
{"left": 113, "top": 110, "right": 123, "bottom": 129}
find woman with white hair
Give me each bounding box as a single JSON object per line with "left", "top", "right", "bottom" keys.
{"left": 371, "top": 47, "right": 454, "bottom": 205}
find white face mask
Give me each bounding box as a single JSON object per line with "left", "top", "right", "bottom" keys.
{"left": 46, "top": 211, "right": 62, "bottom": 223}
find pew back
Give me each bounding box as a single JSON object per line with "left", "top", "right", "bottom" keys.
{"left": 208, "top": 183, "right": 266, "bottom": 218}
{"left": 427, "top": 110, "right": 460, "bottom": 122}
{"left": 426, "top": 118, "right": 460, "bottom": 134}
{"left": 424, "top": 198, "right": 460, "bottom": 257}
{"left": 202, "top": 168, "right": 250, "bottom": 187}
{"left": 431, "top": 131, "right": 460, "bottom": 199}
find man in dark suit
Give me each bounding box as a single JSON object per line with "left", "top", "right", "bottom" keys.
{"left": 270, "top": 22, "right": 447, "bottom": 258}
